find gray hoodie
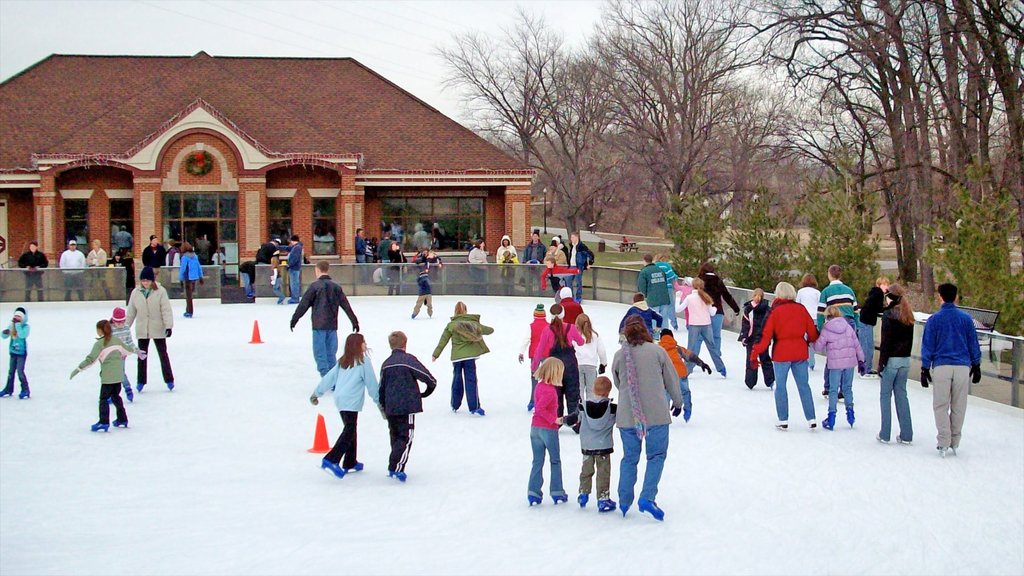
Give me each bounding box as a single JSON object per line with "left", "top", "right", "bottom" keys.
{"left": 611, "top": 342, "right": 682, "bottom": 428}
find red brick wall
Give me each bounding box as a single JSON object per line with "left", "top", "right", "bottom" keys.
{"left": 266, "top": 165, "right": 341, "bottom": 257}
{"left": 1, "top": 190, "right": 36, "bottom": 263}
{"left": 162, "top": 134, "right": 239, "bottom": 185}
{"left": 485, "top": 189, "right": 504, "bottom": 254}
{"left": 53, "top": 167, "right": 133, "bottom": 255}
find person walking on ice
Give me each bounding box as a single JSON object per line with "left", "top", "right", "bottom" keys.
{"left": 528, "top": 357, "right": 567, "bottom": 506}
{"left": 379, "top": 331, "right": 436, "bottom": 482}
{"left": 560, "top": 375, "right": 617, "bottom": 512}
{"left": 432, "top": 302, "right": 494, "bottom": 416}
{"left": 291, "top": 261, "right": 360, "bottom": 378}
{"left": 814, "top": 305, "right": 864, "bottom": 430}
{"left": 126, "top": 266, "right": 175, "bottom": 392}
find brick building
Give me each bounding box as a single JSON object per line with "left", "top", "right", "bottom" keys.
{"left": 0, "top": 52, "right": 533, "bottom": 267}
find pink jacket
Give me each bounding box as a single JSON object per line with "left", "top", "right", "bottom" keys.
{"left": 682, "top": 292, "right": 713, "bottom": 327}
{"left": 531, "top": 324, "right": 584, "bottom": 371}
{"left": 813, "top": 317, "right": 865, "bottom": 369}
{"left": 532, "top": 382, "right": 559, "bottom": 429}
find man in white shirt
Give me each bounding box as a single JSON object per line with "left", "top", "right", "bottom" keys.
{"left": 59, "top": 239, "right": 87, "bottom": 300}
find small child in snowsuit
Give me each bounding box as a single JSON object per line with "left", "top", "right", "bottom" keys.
{"left": 270, "top": 253, "right": 286, "bottom": 304}
{"left": 411, "top": 268, "right": 433, "bottom": 319}
{"left": 110, "top": 306, "right": 145, "bottom": 402}
{"left": 518, "top": 304, "right": 549, "bottom": 411}
{"left": 378, "top": 331, "right": 436, "bottom": 482}
{"left": 814, "top": 305, "right": 865, "bottom": 430}
{"left": 740, "top": 289, "right": 775, "bottom": 390}
{"left": 1, "top": 307, "right": 30, "bottom": 399}
{"left": 70, "top": 319, "right": 140, "bottom": 432}
{"left": 657, "top": 328, "right": 711, "bottom": 422}
{"left": 528, "top": 357, "right": 567, "bottom": 506}
{"left": 560, "top": 375, "right": 617, "bottom": 513}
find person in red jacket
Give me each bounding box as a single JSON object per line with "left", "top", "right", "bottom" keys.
{"left": 557, "top": 287, "right": 584, "bottom": 325}
{"left": 519, "top": 304, "right": 550, "bottom": 412}
{"left": 751, "top": 282, "right": 820, "bottom": 431}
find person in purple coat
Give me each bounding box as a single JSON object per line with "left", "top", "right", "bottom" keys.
{"left": 814, "top": 305, "right": 865, "bottom": 430}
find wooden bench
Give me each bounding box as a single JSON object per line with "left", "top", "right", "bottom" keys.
{"left": 618, "top": 242, "right": 638, "bottom": 253}
{"left": 961, "top": 306, "right": 1000, "bottom": 360}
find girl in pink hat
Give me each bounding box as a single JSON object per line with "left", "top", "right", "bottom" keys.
{"left": 110, "top": 306, "right": 145, "bottom": 402}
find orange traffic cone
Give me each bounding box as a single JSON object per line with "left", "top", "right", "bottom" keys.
{"left": 249, "top": 320, "right": 263, "bottom": 344}
{"left": 308, "top": 413, "right": 330, "bottom": 453}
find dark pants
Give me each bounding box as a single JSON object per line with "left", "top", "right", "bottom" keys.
{"left": 745, "top": 343, "right": 775, "bottom": 389}
{"left": 184, "top": 280, "right": 196, "bottom": 315}
{"left": 557, "top": 377, "right": 581, "bottom": 419}
{"left": 324, "top": 411, "right": 359, "bottom": 469}
{"left": 3, "top": 354, "right": 28, "bottom": 396}
{"left": 24, "top": 273, "right": 44, "bottom": 302}
{"left": 387, "top": 414, "right": 415, "bottom": 473}
{"left": 451, "top": 359, "right": 480, "bottom": 411}
{"left": 137, "top": 338, "right": 174, "bottom": 385}
{"left": 64, "top": 273, "right": 85, "bottom": 301}
{"left": 99, "top": 383, "right": 127, "bottom": 424}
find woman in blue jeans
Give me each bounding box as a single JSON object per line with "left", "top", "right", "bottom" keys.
{"left": 877, "top": 284, "right": 915, "bottom": 444}
{"left": 611, "top": 317, "right": 683, "bottom": 521}
{"left": 681, "top": 278, "right": 727, "bottom": 377}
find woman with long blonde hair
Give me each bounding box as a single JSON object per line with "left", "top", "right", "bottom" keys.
{"left": 681, "top": 278, "right": 726, "bottom": 377}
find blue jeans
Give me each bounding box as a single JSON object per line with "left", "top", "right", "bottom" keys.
{"left": 289, "top": 269, "right": 301, "bottom": 301}
{"left": 272, "top": 279, "right": 285, "bottom": 303}
{"left": 827, "top": 367, "right": 855, "bottom": 413}
{"left": 573, "top": 271, "right": 584, "bottom": 302}
{"left": 710, "top": 314, "right": 725, "bottom": 359}
{"left": 665, "top": 286, "right": 679, "bottom": 329}
{"left": 879, "top": 357, "right": 913, "bottom": 442}
{"left": 3, "top": 354, "right": 28, "bottom": 395}
{"left": 686, "top": 324, "right": 726, "bottom": 374}
{"left": 857, "top": 323, "right": 875, "bottom": 372}
{"left": 678, "top": 377, "right": 691, "bottom": 411}
{"left": 355, "top": 254, "right": 366, "bottom": 264}
{"left": 655, "top": 303, "right": 675, "bottom": 331}
{"left": 618, "top": 424, "right": 669, "bottom": 509}
{"left": 241, "top": 272, "right": 254, "bottom": 298}
{"left": 312, "top": 330, "right": 339, "bottom": 377}
{"left": 528, "top": 426, "right": 564, "bottom": 499}
{"left": 451, "top": 359, "right": 480, "bottom": 411}
{"left": 807, "top": 344, "right": 816, "bottom": 370}
{"left": 773, "top": 360, "right": 815, "bottom": 422}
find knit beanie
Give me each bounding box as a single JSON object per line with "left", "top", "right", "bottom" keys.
{"left": 533, "top": 304, "right": 545, "bottom": 319}
{"left": 111, "top": 307, "right": 127, "bottom": 323}
{"left": 12, "top": 308, "right": 25, "bottom": 321}
{"left": 139, "top": 266, "right": 156, "bottom": 282}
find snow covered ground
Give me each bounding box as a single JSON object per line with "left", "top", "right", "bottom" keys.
{"left": 1, "top": 296, "right": 1022, "bottom": 576}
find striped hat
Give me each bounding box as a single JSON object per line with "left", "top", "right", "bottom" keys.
{"left": 533, "top": 304, "right": 546, "bottom": 319}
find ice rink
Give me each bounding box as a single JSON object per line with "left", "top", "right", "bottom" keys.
{"left": 1, "top": 296, "right": 1022, "bottom": 575}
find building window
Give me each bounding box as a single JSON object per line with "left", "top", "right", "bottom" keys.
{"left": 162, "top": 193, "right": 238, "bottom": 255}
{"left": 312, "top": 198, "right": 336, "bottom": 255}
{"left": 110, "top": 199, "right": 134, "bottom": 254}
{"left": 64, "top": 199, "right": 88, "bottom": 246}
{"left": 381, "top": 196, "right": 484, "bottom": 251}
{"left": 268, "top": 198, "right": 292, "bottom": 241}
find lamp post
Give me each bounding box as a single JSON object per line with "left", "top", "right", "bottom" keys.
{"left": 542, "top": 187, "right": 548, "bottom": 234}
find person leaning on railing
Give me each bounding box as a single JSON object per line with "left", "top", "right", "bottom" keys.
{"left": 17, "top": 241, "right": 48, "bottom": 302}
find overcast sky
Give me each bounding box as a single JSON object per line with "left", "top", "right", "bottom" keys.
{"left": 0, "top": 0, "right": 603, "bottom": 122}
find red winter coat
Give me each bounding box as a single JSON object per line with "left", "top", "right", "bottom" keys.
{"left": 751, "top": 299, "right": 819, "bottom": 362}
{"left": 559, "top": 297, "right": 584, "bottom": 326}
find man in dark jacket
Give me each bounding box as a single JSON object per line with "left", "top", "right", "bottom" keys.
{"left": 521, "top": 229, "right": 546, "bottom": 264}
{"left": 290, "top": 261, "right": 360, "bottom": 377}
{"left": 286, "top": 235, "right": 303, "bottom": 303}
{"left": 379, "top": 330, "right": 436, "bottom": 482}
{"left": 256, "top": 237, "right": 281, "bottom": 265}
{"left": 17, "top": 241, "right": 48, "bottom": 302}
{"left": 141, "top": 235, "right": 166, "bottom": 270}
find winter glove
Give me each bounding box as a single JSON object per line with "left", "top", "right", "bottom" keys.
{"left": 309, "top": 394, "right": 319, "bottom": 406}
{"left": 69, "top": 368, "right": 80, "bottom": 380}
{"left": 1, "top": 329, "right": 8, "bottom": 336}
{"left": 352, "top": 322, "right": 360, "bottom": 333}
{"left": 858, "top": 361, "right": 866, "bottom": 376}
{"left": 970, "top": 363, "right": 981, "bottom": 384}
{"left": 749, "top": 350, "right": 760, "bottom": 370}
{"left": 290, "top": 322, "right": 296, "bottom": 332}
{"left": 599, "top": 364, "right": 606, "bottom": 374}
{"left": 920, "top": 368, "right": 931, "bottom": 388}
{"left": 700, "top": 361, "right": 713, "bottom": 375}
{"left": 165, "top": 329, "right": 172, "bottom": 338}
{"left": 137, "top": 351, "right": 148, "bottom": 361}
{"left": 518, "top": 353, "right": 524, "bottom": 364}
{"left": 671, "top": 405, "right": 682, "bottom": 418}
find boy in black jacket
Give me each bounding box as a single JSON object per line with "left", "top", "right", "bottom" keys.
{"left": 379, "top": 331, "right": 437, "bottom": 482}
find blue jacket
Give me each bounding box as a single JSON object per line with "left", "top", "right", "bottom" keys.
{"left": 178, "top": 253, "right": 204, "bottom": 282}
{"left": 355, "top": 236, "right": 367, "bottom": 256}
{"left": 921, "top": 303, "right": 982, "bottom": 368}
{"left": 618, "top": 304, "right": 663, "bottom": 333}
{"left": 287, "top": 243, "right": 303, "bottom": 270}
{"left": 379, "top": 349, "right": 436, "bottom": 416}
{"left": 417, "top": 272, "right": 431, "bottom": 296}
{"left": 2, "top": 313, "right": 29, "bottom": 356}
{"left": 313, "top": 356, "right": 379, "bottom": 412}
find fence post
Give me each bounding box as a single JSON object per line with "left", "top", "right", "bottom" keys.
{"left": 1013, "top": 339, "right": 1022, "bottom": 409}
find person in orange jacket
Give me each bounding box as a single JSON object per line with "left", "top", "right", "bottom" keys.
{"left": 657, "top": 328, "right": 711, "bottom": 422}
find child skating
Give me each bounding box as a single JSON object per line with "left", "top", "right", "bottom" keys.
{"left": 518, "top": 304, "right": 549, "bottom": 411}
{"left": 110, "top": 307, "right": 144, "bottom": 402}
{"left": 411, "top": 267, "right": 433, "bottom": 319}
{"left": 70, "top": 320, "right": 140, "bottom": 432}
{"left": 560, "top": 375, "right": 617, "bottom": 512}
{"left": 528, "top": 357, "right": 567, "bottom": 506}
{"left": 1, "top": 307, "right": 30, "bottom": 399}
{"left": 657, "top": 328, "right": 711, "bottom": 422}
{"left": 270, "top": 253, "right": 286, "bottom": 304}
{"left": 814, "top": 305, "right": 864, "bottom": 430}
{"left": 379, "top": 331, "right": 436, "bottom": 482}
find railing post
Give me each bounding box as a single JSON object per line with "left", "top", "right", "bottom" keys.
{"left": 1013, "top": 339, "right": 1022, "bottom": 408}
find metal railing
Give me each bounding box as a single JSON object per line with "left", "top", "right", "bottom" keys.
{"left": 0, "top": 266, "right": 224, "bottom": 302}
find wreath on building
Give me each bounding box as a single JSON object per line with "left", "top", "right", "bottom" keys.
{"left": 185, "top": 150, "right": 214, "bottom": 176}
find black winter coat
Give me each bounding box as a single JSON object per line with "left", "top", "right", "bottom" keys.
{"left": 256, "top": 242, "right": 279, "bottom": 265}
{"left": 740, "top": 299, "right": 771, "bottom": 344}
{"left": 290, "top": 275, "right": 359, "bottom": 332}
{"left": 17, "top": 250, "right": 48, "bottom": 269}
{"left": 878, "top": 308, "right": 914, "bottom": 369}
{"left": 699, "top": 272, "right": 740, "bottom": 315}
{"left": 379, "top": 349, "right": 436, "bottom": 416}
{"left": 859, "top": 286, "right": 885, "bottom": 326}
{"left": 141, "top": 245, "right": 166, "bottom": 269}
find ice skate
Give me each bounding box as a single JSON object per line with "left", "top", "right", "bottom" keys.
{"left": 638, "top": 498, "right": 665, "bottom": 521}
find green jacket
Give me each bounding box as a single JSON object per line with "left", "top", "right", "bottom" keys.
{"left": 433, "top": 313, "right": 494, "bottom": 361}
{"left": 78, "top": 337, "right": 131, "bottom": 384}
{"left": 637, "top": 264, "right": 671, "bottom": 307}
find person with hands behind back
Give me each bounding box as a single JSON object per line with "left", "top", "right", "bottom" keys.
{"left": 378, "top": 331, "right": 436, "bottom": 482}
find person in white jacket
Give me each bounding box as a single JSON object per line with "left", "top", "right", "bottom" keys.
{"left": 59, "top": 239, "right": 87, "bottom": 300}
{"left": 796, "top": 273, "right": 822, "bottom": 370}
{"left": 125, "top": 266, "right": 175, "bottom": 392}
{"left": 573, "top": 313, "right": 608, "bottom": 400}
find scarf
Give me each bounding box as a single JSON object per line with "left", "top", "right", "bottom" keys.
{"left": 622, "top": 344, "right": 648, "bottom": 440}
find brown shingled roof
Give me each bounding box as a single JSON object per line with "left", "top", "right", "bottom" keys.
{"left": 0, "top": 52, "right": 528, "bottom": 172}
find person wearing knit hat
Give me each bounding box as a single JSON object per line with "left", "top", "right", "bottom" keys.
{"left": 519, "top": 304, "right": 550, "bottom": 411}
{"left": 109, "top": 306, "right": 143, "bottom": 402}
{"left": 1, "top": 306, "right": 31, "bottom": 398}
{"left": 558, "top": 286, "right": 585, "bottom": 326}
{"left": 531, "top": 302, "right": 585, "bottom": 422}
{"left": 126, "top": 264, "right": 175, "bottom": 392}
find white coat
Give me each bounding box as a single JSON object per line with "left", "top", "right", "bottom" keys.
{"left": 126, "top": 284, "right": 173, "bottom": 339}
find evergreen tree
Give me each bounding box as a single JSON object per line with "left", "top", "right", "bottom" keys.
{"left": 664, "top": 192, "right": 723, "bottom": 277}
{"left": 721, "top": 188, "right": 798, "bottom": 290}
{"left": 800, "top": 182, "right": 880, "bottom": 298}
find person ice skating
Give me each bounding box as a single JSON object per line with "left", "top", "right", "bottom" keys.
{"left": 527, "top": 357, "right": 568, "bottom": 506}
{"left": 618, "top": 293, "right": 663, "bottom": 337}
{"left": 573, "top": 313, "right": 607, "bottom": 401}
{"left": 432, "top": 302, "right": 494, "bottom": 416}
{"left": 814, "top": 306, "right": 865, "bottom": 430}
{"left": 740, "top": 289, "right": 775, "bottom": 390}
{"left": 69, "top": 320, "right": 139, "bottom": 432}
{"left": 110, "top": 306, "right": 143, "bottom": 403}
{"left": 126, "top": 266, "right": 175, "bottom": 392}
{"left": 178, "top": 242, "right": 204, "bottom": 318}
{"left": 18, "top": 241, "right": 48, "bottom": 302}
{"left": 857, "top": 276, "right": 890, "bottom": 378}
{"left": 751, "top": 282, "right": 819, "bottom": 431}
{"left": 310, "top": 333, "right": 380, "bottom": 479}
{"left": 654, "top": 255, "right": 680, "bottom": 330}
{"left": 877, "top": 284, "right": 915, "bottom": 445}
{"left": 920, "top": 283, "right": 981, "bottom": 457}
{"left": 1, "top": 307, "right": 30, "bottom": 399}
{"left": 817, "top": 265, "right": 859, "bottom": 396}
{"left": 519, "top": 304, "right": 549, "bottom": 411}
{"left": 270, "top": 253, "right": 286, "bottom": 304}
{"left": 796, "top": 273, "right": 821, "bottom": 370}
{"left": 613, "top": 316, "right": 683, "bottom": 520}
{"left": 638, "top": 254, "right": 673, "bottom": 330}
{"left": 697, "top": 261, "right": 740, "bottom": 358}
{"left": 558, "top": 286, "right": 584, "bottom": 325}
{"left": 291, "top": 261, "right": 361, "bottom": 377}
{"left": 411, "top": 267, "right": 433, "bottom": 319}
{"left": 681, "top": 278, "right": 727, "bottom": 378}
{"left": 379, "top": 331, "right": 437, "bottom": 482}
{"left": 658, "top": 328, "right": 711, "bottom": 422}
{"left": 286, "top": 235, "right": 303, "bottom": 304}
{"left": 560, "top": 375, "right": 617, "bottom": 512}
{"left": 532, "top": 303, "right": 585, "bottom": 423}
{"left": 540, "top": 257, "right": 577, "bottom": 295}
